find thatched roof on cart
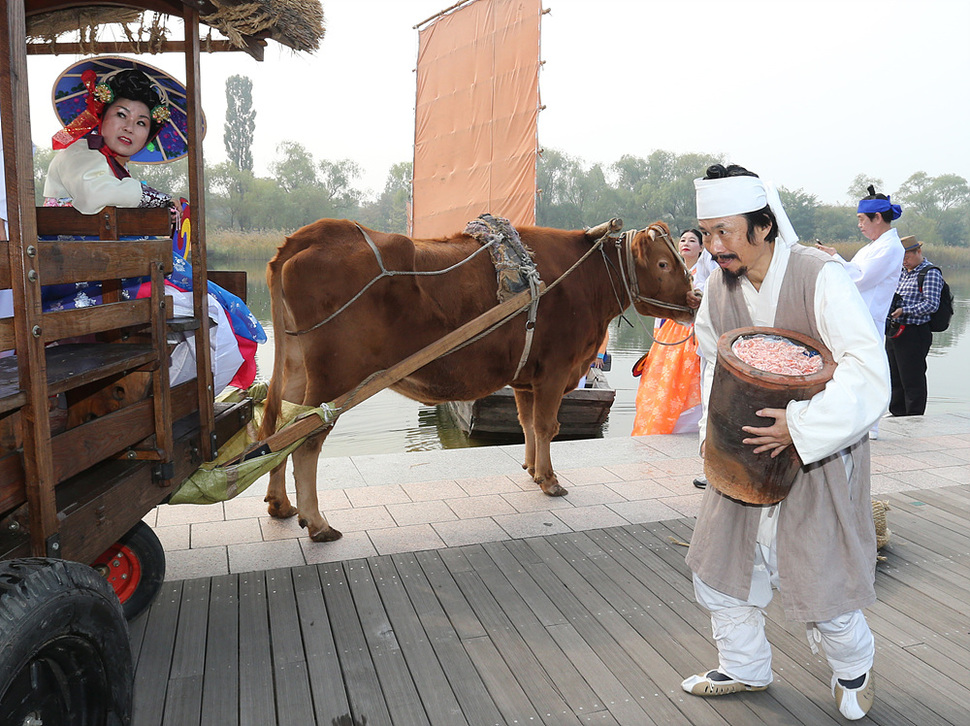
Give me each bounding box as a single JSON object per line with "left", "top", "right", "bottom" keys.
{"left": 25, "top": 0, "right": 325, "bottom": 54}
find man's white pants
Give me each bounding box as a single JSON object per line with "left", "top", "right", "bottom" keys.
{"left": 692, "top": 507, "right": 874, "bottom": 687}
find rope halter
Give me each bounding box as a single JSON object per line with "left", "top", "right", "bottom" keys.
{"left": 615, "top": 224, "right": 694, "bottom": 315}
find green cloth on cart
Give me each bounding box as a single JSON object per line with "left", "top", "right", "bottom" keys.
{"left": 168, "top": 390, "right": 336, "bottom": 505}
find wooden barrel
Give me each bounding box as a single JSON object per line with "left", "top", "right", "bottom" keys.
{"left": 705, "top": 327, "right": 836, "bottom": 505}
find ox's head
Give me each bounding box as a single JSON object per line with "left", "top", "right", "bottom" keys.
{"left": 623, "top": 222, "right": 695, "bottom": 323}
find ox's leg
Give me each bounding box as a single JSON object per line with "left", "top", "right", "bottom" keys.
{"left": 290, "top": 429, "right": 343, "bottom": 542}
{"left": 265, "top": 344, "right": 308, "bottom": 520}
{"left": 265, "top": 460, "right": 298, "bottom": 519}
{"left": 530, "top": 387, "right": 567, "bottom": 496}
{"left": 513, "top": 389, "right": 538, "bottom": 477}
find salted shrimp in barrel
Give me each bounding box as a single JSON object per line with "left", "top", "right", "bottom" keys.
{"left": 705, "top": 327, "right": 836, "bottom": 504}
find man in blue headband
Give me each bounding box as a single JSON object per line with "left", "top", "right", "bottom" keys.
{"left": 815, "top": 185, "right": 903, "bottom": 439}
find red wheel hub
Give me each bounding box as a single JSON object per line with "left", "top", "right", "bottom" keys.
{"left": 92, "top": 544, "right": 143, "bottom": 604}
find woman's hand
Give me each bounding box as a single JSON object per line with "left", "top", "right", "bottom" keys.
{"left": 741, "top": 408, "right": 792, "bottom": 458}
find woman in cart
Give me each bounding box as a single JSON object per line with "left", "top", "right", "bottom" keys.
{"left": 42, "top": 62, "right": 264, "bottom": 393}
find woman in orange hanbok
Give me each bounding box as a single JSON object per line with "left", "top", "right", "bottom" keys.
{"left": 631, "top": 229, "right": 706, "bottom": 435}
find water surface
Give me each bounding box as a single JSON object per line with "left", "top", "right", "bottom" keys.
{"left": 236, "top": 259, "right": 969, "bottom": 459}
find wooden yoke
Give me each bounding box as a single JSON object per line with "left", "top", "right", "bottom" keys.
{"left": 233, "top": 285, "right": 546, "bottom": 464}
{"left": 584, "top": 218, "right": 623, "bottom": 240}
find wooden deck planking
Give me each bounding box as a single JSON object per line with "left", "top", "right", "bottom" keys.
{"left": 458, "top": 545, "right": 603, "bottom": 716}
{"left": 266, "top": 568, "right": 317, "bottom": 724}
{"left": 131, "top": 483, "right": 970, "bottom": 725}
{"left": 200, "top": 574, "right": 240, "bottom": 726}
{"left": 291, "top": 565, "right": 353, "bottom": 724}
{"left": 390, "top": 552, "right": 506, "bottom": 726}
{"left": 344, "top": 558, "right": 431, "bottom": 726}
{"left": 162, "top": 578, "right": 210, "bottom": 726}
{"left": 446, "top": 559, "right": 585, "bottom": 725}
{"left": 368, "top": 555, "right": 469, "bottom": 725}
{"left": 237, "top": 571, "right": 277, "bottom": 726}
{"left": 132, "top": 580, "right": 182, "bottom": 726}
{"left": 530, "top": 532, "right": 778, "bottom": 726}
{"left": 510, "top": 540, "right": 681, "bottom": 726}
{"left": 317, "top": 560, "right": 395, "bottom": 726}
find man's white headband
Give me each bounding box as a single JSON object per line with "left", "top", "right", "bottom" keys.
{"left": 694, "top": 175, "right": 798, "bottom": 247}
{"left": 695, "top": 176, "right": 766, "bottom": 219}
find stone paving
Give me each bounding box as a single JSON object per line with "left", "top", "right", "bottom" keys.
{"left": 146, "top": 412, "right": 970, "bottom": 581}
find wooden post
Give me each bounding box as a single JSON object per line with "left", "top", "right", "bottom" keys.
{"left": 183, "top": 8, "right": 216, "bottom": 460}
{"left": 0, "top": 1, "right": 60, "bottom": 556}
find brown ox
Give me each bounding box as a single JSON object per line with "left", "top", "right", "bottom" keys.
{"left": 258, "top": 218, "right": 694, "bottom": 541}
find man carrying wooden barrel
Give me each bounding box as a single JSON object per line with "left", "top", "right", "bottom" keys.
{"left": 680, "top": 164, "right": 890, "bottom": 721}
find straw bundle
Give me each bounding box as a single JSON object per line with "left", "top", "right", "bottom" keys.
{"left": 202, "top": 0, "right": 324, "bottom": 52}
{"left": 872, "top": 499, "right": 891, "bottom": 550}
{"left": 26, "top": 1, "right": 325, "bottom": 53}
{"left": 27, "top": 7, "right": 141, "bottom": 42}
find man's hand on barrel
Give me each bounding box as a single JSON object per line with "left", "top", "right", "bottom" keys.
{"left": 741, "top": 408, "right": 792, "bottom": 458}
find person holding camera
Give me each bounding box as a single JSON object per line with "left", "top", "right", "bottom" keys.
{"left": 886, "top": 238, "right": 943, "bottom": 416}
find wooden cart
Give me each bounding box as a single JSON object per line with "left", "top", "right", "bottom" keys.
{"left": 0, "top": 2, "right": 323, "bottom": 723}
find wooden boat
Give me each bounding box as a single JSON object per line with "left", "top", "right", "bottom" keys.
{"left": 443, "top": 367, "right": 616, "bottom": 439}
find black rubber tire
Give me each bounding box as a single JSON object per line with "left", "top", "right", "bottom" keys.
{"left": 0, "top": 557, "right": 133, "bottom": 726}
{"left": 92, "top": 520, "right": 166, "bottom": 621}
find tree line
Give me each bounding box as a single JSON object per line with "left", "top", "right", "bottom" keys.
{"left": 536, "top": 149, "right": 970, "bottom": 247}
{"left": 31, "top": 74, "right": 970, "bottom": 248}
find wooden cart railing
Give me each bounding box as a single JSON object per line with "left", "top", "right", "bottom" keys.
{"left": 0, "top": 207, "right": 197, "bottom": 560}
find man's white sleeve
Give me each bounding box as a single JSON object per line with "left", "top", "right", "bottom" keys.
{"left": 786, "top": 261, "right": 890, "bottom": 463}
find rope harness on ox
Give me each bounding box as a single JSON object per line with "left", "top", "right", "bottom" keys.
{"left": 613, "top": 225, "right": 697, "bottom": 348}
{"left": 283, "top": 220, "right": 694, "bottom": 405}
{"left": 284, "top": 224, "right": 497, "bottom": 337}
{"left": 464, "top": 214, "right": 543, "bottom": 379}
{"left": 616, "top": 225, "right": 694, "bottom": 314}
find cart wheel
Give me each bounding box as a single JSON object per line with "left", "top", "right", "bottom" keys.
{"left": 0, "top": 557, "right": 132, "bottom": 726}
{"left": 92, "top": 520, "right": 166, "bottom": 621}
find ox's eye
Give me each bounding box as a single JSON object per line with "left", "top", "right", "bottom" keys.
{"left": 658, "top": 261, "right": 669, "bottom": 269}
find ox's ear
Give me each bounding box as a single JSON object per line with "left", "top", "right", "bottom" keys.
{"left": 585, "top": 218, "right": 623, "bottom": 240}
{"left": 635, "top": 222, "right": 678, "bottom": 264}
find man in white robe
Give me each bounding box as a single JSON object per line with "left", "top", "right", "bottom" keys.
{"left": 681, "top": 164, "right": 889, "bottom": 721}
{"left": 815, "top": 186, "right": 903, "bottom": 438}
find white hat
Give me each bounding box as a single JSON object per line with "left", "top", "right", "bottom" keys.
{"left": 694, "top": 174, "right": 799, "bottom": 247}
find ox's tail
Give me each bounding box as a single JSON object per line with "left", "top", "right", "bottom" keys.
{"left": 257, "top": 252, "right": 289, "bottom": 442}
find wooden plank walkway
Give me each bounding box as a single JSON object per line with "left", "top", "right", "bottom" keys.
{"left": 129, "top": 484, "right": 970, "bottom": 726}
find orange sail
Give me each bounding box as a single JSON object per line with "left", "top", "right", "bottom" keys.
{"left": 412, "top": 0, "right": 541, "bottom": 238}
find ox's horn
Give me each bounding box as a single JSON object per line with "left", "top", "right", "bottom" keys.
{"left": 585, "top": 218, "right": 623, "bottom": 240}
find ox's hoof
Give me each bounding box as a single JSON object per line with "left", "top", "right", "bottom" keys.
{"left": 298, "top": 517, "right": 343, "bottom": 542}
{"left": 540, "top": 481, "right": 568, "bottom": 497}
{"left": 265, "top": 497, "right": 298, "bottom": 519}
{"left": 310, "top": 527, "right": 343, "bottom": 543}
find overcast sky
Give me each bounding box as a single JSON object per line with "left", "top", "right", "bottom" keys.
{"left": 27, "top": 0, "right": 970, "bottom": 207}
